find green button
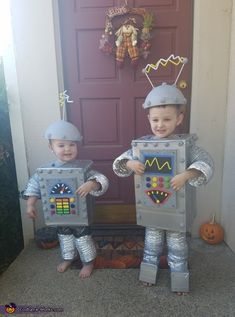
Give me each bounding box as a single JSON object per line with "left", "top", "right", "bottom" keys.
{"left": 165, "top": 183, "right": 171, "bottom": 189}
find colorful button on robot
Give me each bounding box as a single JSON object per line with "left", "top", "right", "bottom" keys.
{"left": 164, "top": 176, "right": 171, "bottom": 182}
{"left": 165, "top": 183, "right": 171, "bottom": 189}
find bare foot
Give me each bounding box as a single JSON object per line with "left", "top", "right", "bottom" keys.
{"left": 79, "top": 262, "right": 94, "bottom": 279}
{"left": 175, "top": 292, "right": 188, "bottom": 296}
{"left": 57, "top": 260, "right": 72, "bottom": 273}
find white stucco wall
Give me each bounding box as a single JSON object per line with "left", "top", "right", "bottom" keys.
{"left": 4, "top": 0, "right": 235, "bottom": 249}
{"left": 190, "top": 0, "right": 232, "bottom": 236}
{"left": 6, "top": 0, "right": 62, "bottom": 244}
{"left": 221, "top": 1, "right": 235, "bottom": 253}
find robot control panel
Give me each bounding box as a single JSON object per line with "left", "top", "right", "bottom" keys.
{"left": 132, "top": 135, "right": 196, "bottom": 232}
{"left": 37, "top": 161, "right": 93, "bottom": 226}
{"left": 142, "top": 152, "right": 176, "bottom": 208}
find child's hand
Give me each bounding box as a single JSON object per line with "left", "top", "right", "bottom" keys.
{"left": 76, "top": 180, "right": 100, "bottom": 197}
{"left": 26, "top": 196, "right": 38, "bottom": 219}
{"left": 126, "top": 160, "right": 145, "bottom": 175}
{"left": 26, "top": 205, "right": 37, "bottom": 219}
{"left": 170, "top": 173, "right": 188, "bottom": 191}
{"left": 171, "top": 169, "right": 202, "bottom": 191}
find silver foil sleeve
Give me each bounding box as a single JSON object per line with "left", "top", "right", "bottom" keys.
{"left": 23, "top": 173, "right": 41, "bottom": 198}
{"left": 166, "top": 231, "right": 188, "bottom": 272}
{"left": 58, "top": 234, "right": 77, "bottom": 260}
{"left": 187, "top": 145, "right": 214, "bottom": 187}
{"left": 143, "top": 227, "right": 164, "bottom": 265}
{"left": 75, "top": 235, "right": 97, "bottom": 263}
{"left": 87, "top": 170, "right": 109, "bottom": 197}
{"left": 113, "top": 149, "right": 134, "bottom": 177}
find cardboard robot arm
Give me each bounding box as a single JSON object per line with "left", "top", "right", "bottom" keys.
{"left": 113, "top": 149, "right": 135, "bottom": 177}
{"left": 187, "top": 145, "right": 214, "bottom": 187}
{"left": 87, "top": 170, "right": 109, "bottom": 197}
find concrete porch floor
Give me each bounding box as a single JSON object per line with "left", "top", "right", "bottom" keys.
{"left": 0, "top": 238, "right": 235, "bottom": 317}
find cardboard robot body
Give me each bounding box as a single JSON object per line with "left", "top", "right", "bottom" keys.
{"left": 37, "top": 160, "right": 93, "bottom": 226}
{"left": 132, "top": 134, "right": 197, "bottom": 232}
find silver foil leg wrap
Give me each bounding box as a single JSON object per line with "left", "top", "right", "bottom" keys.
{"left": 166, "top": 231, "right": 188, "bottom": 272}
{"left": 139, "top": 228, "right": 164, "bottom": 284}
{"left": 75, "top": 235, "right": 97, "bottom": 264}
{"left": 143, "top": 227, "right": 164, "bottom": 265}
{"left": 58, "top": 234, "right": 77, "bottom": 260}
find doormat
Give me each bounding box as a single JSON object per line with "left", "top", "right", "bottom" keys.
{"left": 71, "top": 233, "right": 168, "bottom": 270}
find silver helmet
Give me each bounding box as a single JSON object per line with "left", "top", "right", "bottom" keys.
{"left": 143, "top": 82, "right": 187, "bottom": 109}
{"left": 44, "top": 120, "right": 82, "bottom": 142}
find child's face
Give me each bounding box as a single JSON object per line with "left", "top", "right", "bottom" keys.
{"left": 49, "top": 139, "right": 78, "bottom": 162}
{"left": 148, "top": 105, "right": 184, "bottom": 138}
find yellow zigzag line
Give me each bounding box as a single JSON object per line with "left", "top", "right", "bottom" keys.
{"left": 145, "top": 157, "right": 172, "bottom": 170}
{"left": 143, "top": 54, "right": 186, "bottom": 74}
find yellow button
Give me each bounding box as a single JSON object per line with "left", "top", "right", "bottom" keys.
{"left": 70, "top": 197, "right": 75, "bottom": 203}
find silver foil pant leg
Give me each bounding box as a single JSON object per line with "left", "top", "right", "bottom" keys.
{"left": 166, "top": 231, "right": 188, "bottom": 272}
{"left": 140, "top": 227, "right": 164, "bottom": 284}
{"left": 58, "top": 234, "right": 77, "bottom": 260}
{"left": 143, "top": 227, "right": 164, "bottom": 265}
{"left": 75, "top": 235, "right": 97, "bottom": 264}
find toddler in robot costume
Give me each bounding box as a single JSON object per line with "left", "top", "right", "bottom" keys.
{"left": 113, "top": 83, "right": 214, "bottom": 294}
{"left": 24, "top": 120, "right": 109, "bottom": 278}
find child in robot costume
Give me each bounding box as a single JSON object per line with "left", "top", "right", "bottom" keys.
{"left": 113, "top": 82, "right": 214, "bottom": 294}
{"left": 24, "top": 120, "right": 109, "bottom": 278}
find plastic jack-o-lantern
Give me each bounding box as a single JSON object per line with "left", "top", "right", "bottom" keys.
{"left": 199, "top": 215, "right": 224, "bottom": 245}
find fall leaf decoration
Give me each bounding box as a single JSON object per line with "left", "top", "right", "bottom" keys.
{"left": 99, "top": 2, "right": 155, "bottom": 66}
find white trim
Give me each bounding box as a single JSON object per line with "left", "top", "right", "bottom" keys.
{"left": 3, "top": 44, "right": 34, "bottom": 246}
{"left": 221, "top": 0, "right": 235, "bottom": 252}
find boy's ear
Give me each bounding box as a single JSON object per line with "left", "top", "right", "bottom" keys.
{"left": 176, "top": 112, "right": 184, "bottom": 126}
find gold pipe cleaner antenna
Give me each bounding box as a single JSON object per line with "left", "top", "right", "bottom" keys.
{"left": 142, "top": 54, "right": 188, "bottom": 88}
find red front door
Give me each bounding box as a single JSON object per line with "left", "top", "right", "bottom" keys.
{"left": 58, "top": 0, "right": 193, "bottom": 225}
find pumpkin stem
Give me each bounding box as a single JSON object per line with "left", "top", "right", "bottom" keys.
{"left": 210, "top": 214, "right": 216, "bottom": 224}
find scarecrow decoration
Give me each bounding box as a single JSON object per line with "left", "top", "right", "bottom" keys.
{"left": 99, "top": 2, "right": 155, "bottom": 68}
